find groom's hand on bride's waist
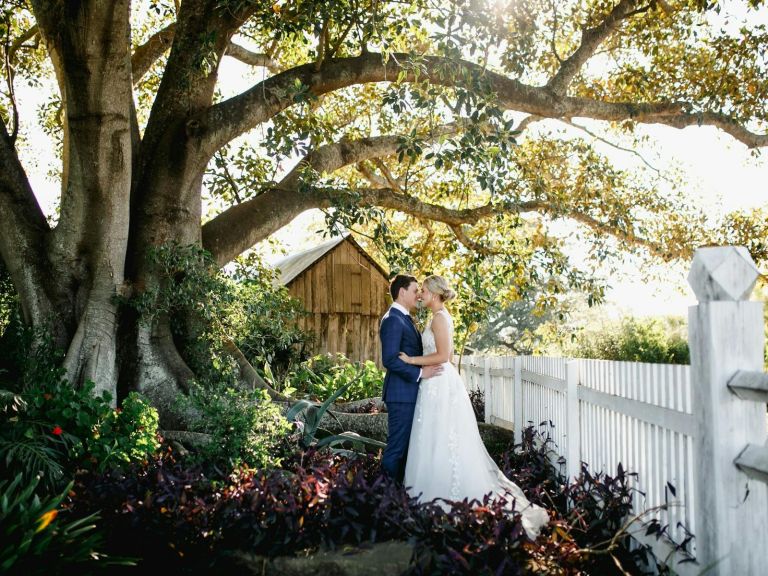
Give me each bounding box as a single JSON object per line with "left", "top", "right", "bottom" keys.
{"left": 421, "top": 364, "right": 443, "bottom": 380}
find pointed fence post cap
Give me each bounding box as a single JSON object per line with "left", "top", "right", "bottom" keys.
{"left": 687, "top": 246, "right": 759, "bottom": 302}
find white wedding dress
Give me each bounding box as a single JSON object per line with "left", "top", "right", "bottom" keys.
{"left": 403, "top": 309, "right": 550, "bottom": 540}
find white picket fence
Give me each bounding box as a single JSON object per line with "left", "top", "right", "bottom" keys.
{"left": 456, "top": 247, "right": 768, "bottom": 575}
{"left": 458, "top": 355, "right": 696, "bottom": 562}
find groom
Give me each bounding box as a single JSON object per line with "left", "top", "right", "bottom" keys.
{"left": 380, "top": 274, "right": 442, "bottom": 483}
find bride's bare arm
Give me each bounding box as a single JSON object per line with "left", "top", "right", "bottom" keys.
{"left": 399, "top": 314, "right": 452, "bottom": 366}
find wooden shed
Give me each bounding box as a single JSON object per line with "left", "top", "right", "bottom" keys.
{"left": 274, "top": 235, "right": 391, "bottom": 366}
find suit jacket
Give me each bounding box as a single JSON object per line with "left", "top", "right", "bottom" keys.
{"left": 380, "top": 306, "right": 423, "bottom": 403}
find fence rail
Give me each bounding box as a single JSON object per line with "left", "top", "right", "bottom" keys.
{"left": 455, "top": 246, "right": 768, "bottom": 575}
{"left": 458, "top": 355, "right": 697, "bottom": 558}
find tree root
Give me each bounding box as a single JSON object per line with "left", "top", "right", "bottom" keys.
{"left": 221, "top": 336, "right": 290, "bottom": 401}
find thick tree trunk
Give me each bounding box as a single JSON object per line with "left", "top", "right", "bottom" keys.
{"left": 112, "top": 0, "right": 243, "bottom": 424}
{"left": 0, "top": 1, "right": 206, "bottom": 430}
{"left": 134, "top": 320, "right": 197, "bottom": 429}
{"left": 29, "top": 1, "right": 134, "bottom": 401}
{"left": 0, "top": 120, "right": 66, "bottom": 344}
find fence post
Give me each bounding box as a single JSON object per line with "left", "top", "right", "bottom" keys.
{"left": 565, "top": 359, "right": 581, "bottom": 483}
{"left": 688, "top": 246, "right": 768, "bottom": 574}
{"left": 483, "top": 356, "right": 492, "bottom": 424}
{"left": 513, "top": 356, "right": 523, "bottom": 445}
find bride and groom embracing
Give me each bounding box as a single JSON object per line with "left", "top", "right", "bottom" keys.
{"left": 379, "top": 274, "right": 549, "bottom": 540}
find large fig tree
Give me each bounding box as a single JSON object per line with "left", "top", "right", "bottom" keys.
{"left": 1, "top": 0, "right": 765, "bottom": 425}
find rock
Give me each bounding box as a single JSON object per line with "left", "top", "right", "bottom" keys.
{"left": 477, "top": 422, "right": 515, "bottom": 444}
{"left": 477, "top": 422, "right": 516, "bottom": 458}
{"left": 220, "top": 541, "right": 414, "bottom": 576}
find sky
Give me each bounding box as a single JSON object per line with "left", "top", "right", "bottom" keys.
{"left": 12, "top": 1, "right": 768, "bottom": 319}
{"left": 565, "top": 121, "right": 768, "bottom": 318}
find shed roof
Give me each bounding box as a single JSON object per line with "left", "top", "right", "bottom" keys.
{"left": 273, "top": 234, "right": 389, "bottom": 286}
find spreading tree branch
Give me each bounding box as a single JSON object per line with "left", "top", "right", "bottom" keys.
{"left": 131, "top": 22, "right": 176, "bottom": 83}
{"left": 0, "top": 118, "right": 49, "bottom": 239}
{"left": 2, "top": 30, "right": 19, "bottom": 143}
{"left": 547, "top": 0, "right": 650, "bottom": 95}
{"left": 353, "top": 187, "right": 501, "bottom": 224}
{"left": 328, "top": 19, "right": 355, "bottom": 59}
{"left": 315, "top": 17, "right": 329, "bottom": 71}
{"left": 131, "top": 23, "right": 278, "bottom": 85}
{"left": 201, "top": 116, "right": 695, "bottom": 268}
{"left": 202, "top": 185, "right": 316, "bottom": 268}
{"left": 450, "top": 223, "right": 501, "bottom": 256}
{"left": 198, "top": 52, "right": 768, "bottom": 161}
{"left": 550, "top": 0, "right": 564, "bottom": 64}
{"left": 372, "top": 158, "right": 405, "bottom": 191}
{"left": 204, "top": 126, "right": 462, "bottom": 265}
{"left": 202, "top": 133, "right": 413, "bottom": 266}
{"left": 356, "top": 161, "right": 391, "bottom": 188}
{"left": 516, "top": 114, "right": 544, "bottom": 133}
{"left": 216, "top": 151, "right": 244, "bottom": 203}
{"left": 281, "top": 123, "right": 458, "bottom": 190}
{"left": 280, "top": 134, "right": 406, "bottom": 190}
{"left": 8, "top": 24, "right": 39, "bottom": 62}
{"left": 224, "top": 42, "right": 279, "bottom": 71}
{"left": 2, "top": 21, "right": 42, "bottom": 144}
{"left": 562, "top": 119, "right": 662, "bottom": 173}
{"left": 345, "top": 185, "right": 680, "bottom": 260}
{"left": 205, "top": 176, "right": 682, "bottom": 269}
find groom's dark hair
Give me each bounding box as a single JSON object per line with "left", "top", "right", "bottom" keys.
{"left": 389, "top": 274, "right": 418, "bottom": 301}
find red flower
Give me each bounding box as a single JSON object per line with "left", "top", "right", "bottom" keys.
{"left": 52, "top": 426, "right": 63, "bottom": 436}
{"left": 43, "top": 393, "right": 53, "bottom": 400}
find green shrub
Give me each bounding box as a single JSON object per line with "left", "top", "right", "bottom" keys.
{"left": 1, "top": 381, "right": 161, "bottom": 489}
{"left": 0, "top": 473, "right": 128, "bottom": 574}
{"left": 181, "top": 383, "right": 291, "bottom": 473}
{"left": 226, "top": 253, "right": 314, "bottom": 379}
{"left": 88, "top": 392, "right": 160, "bottom": 471}
{"left": 568, "top": 316, "right": 689, "bottom": 364}
{"left": 0, "top": 388, "right": 65, "bottom": 489}
{"left": 285, "top": 353, "right": 384, "bottom": 402}
{"left": 120, "top": 245, "right": 313, "bottom": 387}
{"left": 0, "top": 330, "right": 160, "bottom": 490}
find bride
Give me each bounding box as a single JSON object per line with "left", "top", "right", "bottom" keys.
{"left": 398, "top": 275, "right": 550, "bottom": 540}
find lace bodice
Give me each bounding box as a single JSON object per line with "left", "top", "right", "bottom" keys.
{"left": 421, "top": 309, "right": 453, "bottom": 356}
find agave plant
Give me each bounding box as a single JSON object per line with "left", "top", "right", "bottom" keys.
{"left": 286, "top": 369, "right": 386, "bottom": 454}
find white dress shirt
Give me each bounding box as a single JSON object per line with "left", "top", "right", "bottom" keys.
{"left": 390, "top": 302, "right": 411, "bottom": 316}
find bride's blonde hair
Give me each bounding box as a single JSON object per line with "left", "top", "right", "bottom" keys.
{"left": 422, "top": 275, "right": 456, "bottom": 302}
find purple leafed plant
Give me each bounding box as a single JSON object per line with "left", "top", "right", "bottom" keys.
{"left": 68, "top": 426, "right": 687, "bottom": 575}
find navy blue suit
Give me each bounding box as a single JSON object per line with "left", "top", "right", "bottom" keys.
{"left": 380, "top": 306, "right": 423, "bottom": 482}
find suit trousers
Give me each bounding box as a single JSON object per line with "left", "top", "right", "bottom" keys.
{"left": 381, "top": 401, "right": 416, "bottom": 483}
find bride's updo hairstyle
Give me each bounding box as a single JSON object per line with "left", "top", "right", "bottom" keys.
{"left": 423, "top": 275, "right": 457, "bottom": 302}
